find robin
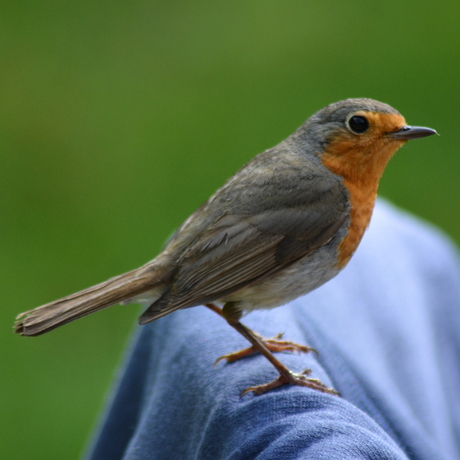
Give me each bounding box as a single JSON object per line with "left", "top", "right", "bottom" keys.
{"left": 14, "top": 98, "right": 436, "bottom": 396}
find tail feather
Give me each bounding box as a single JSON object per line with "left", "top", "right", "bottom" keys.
{"left": 15, "top": 268, "right": 162, "bottom": 336}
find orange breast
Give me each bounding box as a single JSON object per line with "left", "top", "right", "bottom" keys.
{"left": 320, "top": 112, "right": 407, "bottom": 268}
{"left": 334, "top": 180, "right": 377, "bottom": 267}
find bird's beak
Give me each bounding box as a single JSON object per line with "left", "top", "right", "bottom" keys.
{"left": 390, "top": 125, "right": 437, "bottom": 140}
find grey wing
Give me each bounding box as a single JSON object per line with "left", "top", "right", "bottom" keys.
{"left": 139, "top": 164, "right": 348, "bottom": 323}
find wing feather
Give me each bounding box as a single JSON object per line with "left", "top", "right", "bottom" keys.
{"left": 140, "top": 151, "right": 349, "bottom": 323}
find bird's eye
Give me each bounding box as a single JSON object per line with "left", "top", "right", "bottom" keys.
{"left": 348, "top": 115, "right": 369, "bottom": 134}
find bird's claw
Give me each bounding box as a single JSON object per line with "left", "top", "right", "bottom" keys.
{"left": 241, "top": 370, "right": 340, "bottom": 396}
{"left": 214, "top": 333, "right": 317, "bottom": 366}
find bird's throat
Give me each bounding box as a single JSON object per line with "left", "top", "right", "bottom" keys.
{"left": 321, "top": 141, "right": 404, "bottom": 268}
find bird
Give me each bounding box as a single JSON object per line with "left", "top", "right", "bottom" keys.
{"left": 14, "top": 98, "right": 437, "bottom": 396}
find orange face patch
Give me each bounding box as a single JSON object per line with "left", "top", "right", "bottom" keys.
{"left": 322, "top": 111, "right": 407, "bottom": 184}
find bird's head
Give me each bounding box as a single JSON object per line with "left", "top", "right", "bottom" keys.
{"left": 302, "top": 98, "right": 436, "bottom": 185}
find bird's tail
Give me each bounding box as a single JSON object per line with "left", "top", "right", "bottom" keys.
{"left": 14, "top": 267, "right": 162, "bottom": 337}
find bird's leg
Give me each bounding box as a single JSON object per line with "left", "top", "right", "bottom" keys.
{"left": 205, "top": 302, "right": 339, "bottom": 396}
{"left": 205, "top": 303, "right": 316, "bottom": 363}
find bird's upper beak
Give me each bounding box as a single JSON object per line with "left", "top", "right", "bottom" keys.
{"left": 390, "top": 125, "right": 438, "bottom": 140}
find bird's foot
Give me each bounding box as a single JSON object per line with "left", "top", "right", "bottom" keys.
{"left": 205, "top": 303, "right": 338, "bottom": 397}
{"left": 241, "top": 369, "right": 340, "bottom": 396}
{"left": 214, "top": 332, "right": 317, "bottom": 365}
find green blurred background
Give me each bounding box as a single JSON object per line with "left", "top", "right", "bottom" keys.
{"left": 1, "top": 1, "right": 458, "bottom": 458}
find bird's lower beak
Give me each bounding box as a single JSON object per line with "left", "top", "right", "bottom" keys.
{"left": 390, "top": 125, "right": 438, "bottom": 140}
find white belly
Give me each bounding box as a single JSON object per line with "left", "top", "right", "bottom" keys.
{"left": 221, "top": 243, "right": 343, "bottom": 313}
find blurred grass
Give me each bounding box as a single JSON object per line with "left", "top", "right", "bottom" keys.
{"left": 1, "top": 1, "right": 459, "bottom": 458}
